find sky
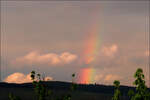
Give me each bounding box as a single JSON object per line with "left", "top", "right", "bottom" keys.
{"left": 1, "top": 1, "right": 149, "bottom": 86}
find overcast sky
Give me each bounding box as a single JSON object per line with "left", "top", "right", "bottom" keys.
{"left": 1, "top": 1, "right": 149, "bottom": 86}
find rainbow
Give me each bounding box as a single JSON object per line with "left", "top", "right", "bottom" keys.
{"left": 79, "top": 67, "right": 96, "bottom": 84}
{"left": 82, "top": 24, "right": 100, "bottom": 64}
{"left": 79, "top": 21, "right": 101, "bottom": 84}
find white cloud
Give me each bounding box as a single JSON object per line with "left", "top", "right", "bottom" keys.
{"left": 4, "top": 72, "right": 53, "bottom": 83}
{"left": 12, "top": 51, "right": 78, "bottom": 66}
{"left": 101, "top": 44, "right": 118, "bottom": 58}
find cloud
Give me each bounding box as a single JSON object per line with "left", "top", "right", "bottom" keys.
{"left": 44, "top": 76, "right": 53, "bottom": 81}
{"left": 101, "top": 44, "right": 118, "bottom": 58}
{"left": 4, "top": 72, "right": 53, "bottom": 83}
{"left": 104, "top": 74, "right": 121, "bottom": 82}
{"left": 94, "top": 73, "right": 121, "bottom": 84}
{"left": 12, "top": 51, "right": 78, "bottom": 66}
{"left": 145, "top": 50, "right": 149, "bottom": 56}
{"left": 94, "top": 74, "right": 103, "bottom": 82}
{"left": 60, "top": 52, "right": 78, "bottom": 63}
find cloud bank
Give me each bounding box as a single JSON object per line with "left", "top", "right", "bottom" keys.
{"left": 12, "top": 51, "right": 78, "bottom": 66}
{"left": 94, "top": 74, "right": 121, "bottom": 84}
{"left": 4, "top": 72, "right": 53, "bottom": 83}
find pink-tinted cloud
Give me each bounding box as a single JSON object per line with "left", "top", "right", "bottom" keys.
{"left": 60, "top": 52, "right": 78, "bottom": 63}
{"left": 94, "top": 73, "right": 121, "bottom": 84}
{"left": 94, "top": 74, "right": 103, "bottom": 82}
{"left": 101, "top": 44, "right": 118, "bottom": 58}
{"left": 104, "top": 74, "right": 121, "bottom": 82}
{"left": 12, "top": 51, "right": 78, "bottom": 66}
{"left": 145, "top": 50, "right": 149, "bottom": 56}
{"left": 4, "top": 72, "right": 53, "bottom": 83}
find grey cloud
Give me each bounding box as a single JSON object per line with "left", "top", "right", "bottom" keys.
{"left": 1, "top": 1, "right": 149, "bottom": 85}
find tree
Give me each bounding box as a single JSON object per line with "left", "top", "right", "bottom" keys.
{"left": 72, "top": 73, "right": 75, "bottom": 84}
{"left": 30, "top": 71, "right": 52, "bottom": 100}
{"left": 112, "top": 80, "right": 121, "bottom": 100}
{"left": 30, "top": 71, "right": 77, "bottom": 100}
{"left": 128, "top": 68, "right": 150, "bottom": 100}
{"left": 71, "top": 73, "right": 77, "bottom": 91}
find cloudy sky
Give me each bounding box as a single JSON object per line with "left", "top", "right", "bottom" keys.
{"left": 1, "top": 1, "right": 149, "bottom": 86}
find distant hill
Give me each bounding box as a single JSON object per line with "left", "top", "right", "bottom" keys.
{"left": 0, "top": 81, "right": 138, "bottom": 100}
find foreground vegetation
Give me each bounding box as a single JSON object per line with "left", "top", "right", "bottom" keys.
{"left": 8, "top": 68, "right": 150, "bottom": 100}
{"left": 112, "top": 68, "right": 150, "bottom": 100}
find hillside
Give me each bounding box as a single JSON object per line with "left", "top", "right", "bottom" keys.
{"left": 0, "top": 81, "right": 136, "bottom": 100}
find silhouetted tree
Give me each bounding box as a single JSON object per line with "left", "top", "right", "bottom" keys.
{"left": 31, "top": 71, "right": 52, "bottom": 100}
{"left": 128, "top": 68, "right": 150, "bottom": 100}
{"left": 112, "top": 80, "right": 121, "bottom": 100}
{"left": 128, "top": 89, "right": 134, "bottom": 100}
